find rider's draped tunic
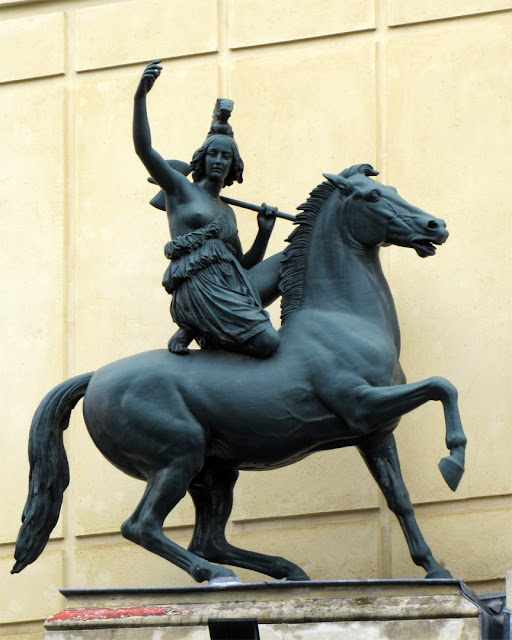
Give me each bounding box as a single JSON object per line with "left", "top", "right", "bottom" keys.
{"left": 162, "top": 209, "right": 272, "bottom": 348}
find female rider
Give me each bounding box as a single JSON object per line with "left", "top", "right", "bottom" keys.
{"left": 133, "top": 61, "right": 280, "bottom": 357}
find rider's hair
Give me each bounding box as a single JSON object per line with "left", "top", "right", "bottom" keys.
{"left": 190, "top": 135, "right": 244, "bottom": 187}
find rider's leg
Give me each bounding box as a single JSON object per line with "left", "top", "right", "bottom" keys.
{"left": 170, "top": 325, "right": 279, "bottom": 358}
{"left": 168, "top": 327, "right": 195, "bottom": 354}
{"left": 224, "top": 326, "right": 280, "bottom": 359}
{"left": 245, "top": 326, "right": 280, "bottom": 358}
{"left": 248, "top": 252, "right": 283, "bottom": 307}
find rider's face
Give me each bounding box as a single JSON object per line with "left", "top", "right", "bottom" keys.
{"left": 204, "top": 138, "right": 233, "bottom": 183}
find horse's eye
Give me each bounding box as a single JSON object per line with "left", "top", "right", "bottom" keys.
{"left": 366, "top": 190, "right": 381, "bottom": 202}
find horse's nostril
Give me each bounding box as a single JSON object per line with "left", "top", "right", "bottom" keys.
{"left": 427, "top": 220, "right": 439, "bottom": 230}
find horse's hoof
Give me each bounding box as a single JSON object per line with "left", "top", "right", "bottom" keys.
{"left": 209, "top": 576, "right": 244, "bottom": 587}
{"left": 425, "top": 568, "right": 454, "bottom": 579}
{"left": 287, "top": 570, "right": 311, "bottom": 581}
{"left": 438, "top": 456, "right": 464, "bottom": 492}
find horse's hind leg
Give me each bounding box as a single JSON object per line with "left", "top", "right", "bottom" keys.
{"left": 121, "top": 457, "right": 239, "bottom": 584}
{"left": 358, "top": 433, "right": 452, "bottom": 579}
{"left": 188, "top": 462, "right": 309, "bottom": 581}
{"left": 352, "top": 377, "right": 466, "bottom": 491}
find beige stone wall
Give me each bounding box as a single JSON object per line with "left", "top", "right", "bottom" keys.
{"left": 1, "top": 0, "right": 511, "bottom": 636}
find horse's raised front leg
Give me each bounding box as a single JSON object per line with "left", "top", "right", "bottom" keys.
{"left": 188, "top": 462, "right": 309, "bottom": 581}
{"left": 322, "top": 375, "right": 466, "bottom": 490}
{"left": 351, "top": 376, "right": 466, "bottom": 491}
{"left": 358, "top": 433, "right": 452, "bottom": 579}
{"left": 121, "top": 454, "right": 239, "bottom": 584}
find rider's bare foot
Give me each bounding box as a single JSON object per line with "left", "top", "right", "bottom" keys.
{"left": 168, "top": 328, "right": 194, "bottom": 355}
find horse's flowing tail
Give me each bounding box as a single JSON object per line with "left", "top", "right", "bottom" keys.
{"left": 11, "top": 372, "right": 94, "bottom": 574}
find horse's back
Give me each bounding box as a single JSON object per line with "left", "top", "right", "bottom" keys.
{"left": 82, "top": 347, "right": 341, "bottom": 472}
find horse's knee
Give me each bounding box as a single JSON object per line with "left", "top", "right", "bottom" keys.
{"left": 430, "top": 376, "right": 458, "bottom": 402}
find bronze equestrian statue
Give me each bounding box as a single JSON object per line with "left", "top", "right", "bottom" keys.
{"left": 12, "top": 158, "right": 466, "bottom": 584}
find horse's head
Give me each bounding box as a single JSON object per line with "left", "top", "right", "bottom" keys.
{"left": 324, "top": 165, "right": 448, "bottom": 257}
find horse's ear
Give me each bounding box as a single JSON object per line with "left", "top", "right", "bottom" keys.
{"left": 359, "top": 164, "right": 379, "bottom": 177}
{"left": 323, "top": 173, "right": 354, "bottom": 195}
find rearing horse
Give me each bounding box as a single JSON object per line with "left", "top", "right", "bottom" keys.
{"left": 13, "top": 164, "right": 466, "bottom": 584}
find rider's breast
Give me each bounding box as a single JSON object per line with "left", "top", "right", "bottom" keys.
{"left": 172, "top": 207, "right": 218, "bottom": 236}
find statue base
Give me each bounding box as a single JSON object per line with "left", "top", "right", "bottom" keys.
{"left": 45, "top": 579, "right": 492, "bottom": 640}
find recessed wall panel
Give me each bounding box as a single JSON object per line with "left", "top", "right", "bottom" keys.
{"left": 386, "top": 15, "right": 512, "bottom": 502}
{"left": 229, "top": 0, "right": 375, "bottom": 48}
{"left": 0, "top": 551, "right": 63, "bottom": 623}
{"left": 75, "top": 0, "right": 218, "bottom": 71}
{"left": 389, "top": 0, "right": 512, "bottom": 26}
{"left": 229, "top": 42, "right": 377, "bottom": 278}
{"left": 0, "top": 12, "right": 64, "bottom": 82}
{"left": 0, "top": 84, "right": 65, "bottom": 543}
{"left": 231, "top": 520, "right": 380, "bottom": 582}
{"left": 73, "top": 540, "right": 196, "bottom": 588}
{"left": 0, "top": 0, "right": 47, "bottom": 4}
{"left": 233, "top": 449, "right": 379, "bottom": 521}
{"left": 390, "top": 508, "right": 512, "bottom": 580}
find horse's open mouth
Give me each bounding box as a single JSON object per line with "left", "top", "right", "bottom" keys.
{"left": 411, "top": 237, "right": 439, "bottom": 258}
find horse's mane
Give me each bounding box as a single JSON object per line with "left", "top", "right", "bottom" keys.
{"left": 279, "top": 164, "right": 377, "bottom": 323}
{"left": 279, "top": 180, "right": 335, "bottom": 322}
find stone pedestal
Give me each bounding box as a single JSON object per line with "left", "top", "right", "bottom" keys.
{"left": 45, "top": 579, "right": 484, "bottom": 640}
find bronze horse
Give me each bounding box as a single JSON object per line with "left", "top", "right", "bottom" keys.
{"left": 13, "top": 164, "right": 466, "bottom": 584}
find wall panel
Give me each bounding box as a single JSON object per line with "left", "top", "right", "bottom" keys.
{"left": 229, "top": 41, "right": 377, "bottom": 267}
{"left": 0, "top": 84, "right": 65, "bottom": 544}
{"left": 233, "top": 450, "right": 379, "bottom": 521}
{"left": 0, "top": 12, "right": 64, "bottom": 82}
{"left": 229, "top": 0, "right": 375, "bottom": 48}
{"left": 0, "top": 551, "right": 63, "bottom": 624}
{"left": 231, "top": 520, "right": 381, "bottom": 582}
{"left": 75, "top": 0, "right": 218, "bottom": 71}
{"left": 74, "top": 539, "right": 196, "bottom": 588}
{"left": 389, "top": 0, "right": 512, "bottom": 25}
{"left": 387, "top": 14, "right": 512, "bottom": 503}
{"left": 390, "top": 508, "right": 512, "bottom": 580}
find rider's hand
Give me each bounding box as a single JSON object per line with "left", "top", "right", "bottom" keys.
{"left": 135, "top": 60, "right": 162, "bottom": 98}
{"left": 257, "top": 203, "right": 277, "bottom": 236}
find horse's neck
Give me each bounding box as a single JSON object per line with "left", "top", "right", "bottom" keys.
{"left": 301, "top": 202, "right": 401, "bottom": 344}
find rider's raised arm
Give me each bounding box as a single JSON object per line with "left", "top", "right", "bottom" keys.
{"left": 240, "top": 204, "right": 277, "bottom": 269}
{"left": 133, "top": 61, "right": 180, "bottom": 195}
